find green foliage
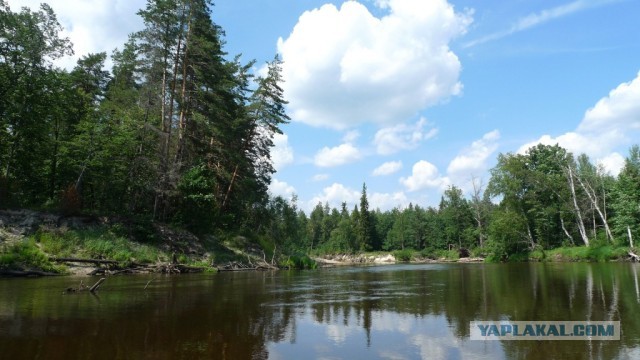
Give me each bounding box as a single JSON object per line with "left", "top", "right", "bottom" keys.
{"left": 35, "top": 229, "right": 79, "bottom": 257}
{"left": 612, "top": 145, "right": 640, "bottom": 244}
{"left": 35, "top": 227, "right": 164, "bottom": 264}
{"left": 355, "top": 183, "right": 374, "bottom": 251}
{"left": 469, "top": 246, "right": 489, "bottom": 259}
{"left": 176, "top": 164, "right": 217, "bottom": 234}
{"left": 526, "top": 246, "right": 546, "bottom": 261}
{"left": 0, "top": 240, "right": 64, "bottom": 273}
{"left": 546, "top": 245, "right": 628, "bottom": 262}
{"left": 485, "top": 208, "right": 530, "bottom": 261}
{"left": 257, "top": 236, "right": 275, "bottom": 259}
{"left": 392, "top": 249, "right": 414, "bottom": 262}
{"left": 439, "top": 185, "right": 475, "bottom": 249}
{"left": 280, "top": 254, "right": 317, "bottom": 269}
{"left": 434, "top": 249, "right": 460, "bottom": 260}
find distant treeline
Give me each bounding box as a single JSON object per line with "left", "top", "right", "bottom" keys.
{"left": 268, "top": 144, "right": 640, "bottom": 260}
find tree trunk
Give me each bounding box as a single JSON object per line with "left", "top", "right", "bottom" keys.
{"left": 49, "top": 136, "right": 58, "bottom": 199}
{"left": 575, "top": 172, "right": 613, "bottom": 241}
{"left": 526, "top": 223, "right": 536, "bottom": 250}
{"left": 470, "top": 177, "right": 486, "bottom": 248}
{"left": 155, "top": 47, "right": 170, "bottom": 220}
{"left": 166, "top": 1, "right": 188, "bottom": 168}
{"left": 174, "top": 5, "right": 193, "bottom": 168}
{"left": 567, "top": 166, "right": 590, "bottom": 246}
{"left": 560, "top": 217, "right": 575, "bottom": 245}
{"left": 222, "top": 164, "right": 239, "bottom": 210}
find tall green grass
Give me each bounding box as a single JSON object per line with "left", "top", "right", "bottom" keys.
{"left": 545, "top": 245, "right": 628, "bottom": 262}
{"left": 34, "top": 228, "right": 167, "bottom": 264}
{"left": 0, "top": 240, "right": 65, "bottom": 273}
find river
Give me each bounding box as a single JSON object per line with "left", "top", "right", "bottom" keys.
{"left": 1, "top": 263, "right": 639, "bottom": 359}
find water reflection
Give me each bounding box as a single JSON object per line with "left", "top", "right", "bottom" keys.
{"left": 0, "top": 263, "right": 639, "bottom": 359}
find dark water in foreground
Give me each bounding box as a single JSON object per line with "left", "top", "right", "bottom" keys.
{"left": 1, "top": 263, "right": 640, "bottom": 359}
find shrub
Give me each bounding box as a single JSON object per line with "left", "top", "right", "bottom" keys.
{"left": 434, "top": 249, "right": 459, "bottom": 260}
{"left": 393, "top": 249, "right": 414, "bottom": 262}
{"left": 281, "top": 254, "right": 317, "bottom": 269}
{"left": 0, "top": 241, "right": 63, "bottom": 273}
{"left": 469, "top": 246, "right": 489, "bottom": 258}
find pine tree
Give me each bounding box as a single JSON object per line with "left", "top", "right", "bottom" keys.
{"left": 356, "top": 183, "right": 374, "bottom": 251}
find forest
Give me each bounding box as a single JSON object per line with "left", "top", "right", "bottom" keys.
{"left": 1, "top": 0, "right": 639, "bottom": 265}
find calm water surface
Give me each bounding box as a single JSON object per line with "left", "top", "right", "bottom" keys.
{"left": 1, "top": 263, "right": 640, "bottom": 359}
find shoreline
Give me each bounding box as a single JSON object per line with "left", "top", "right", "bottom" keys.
{"left": 312, "top": 254, "right": 486, "bottom": 267}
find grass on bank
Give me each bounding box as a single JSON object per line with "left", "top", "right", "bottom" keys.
{"left": 1, "top": 226, "right": 203, "bottom": 273}
{"left": 543, "top": 245, "right": 630, "bottom": 262}
{"left": 0, "top": 240, "right": 66, "bottom": 273}
{"left": 34, "top": 228, "right": 169, "bottom": 264}
{"left": 487, "top": 243, "right": 632, "bottom": 263}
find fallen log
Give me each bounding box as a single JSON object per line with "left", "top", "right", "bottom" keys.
{"left": 49, "top": 257, "right": 119, "bottom": 265}
{"left": 629, "top": 251, "right": 640, "bottom": 262}
{"left": 175, "top": 264, "right": 205, "bottom": 273}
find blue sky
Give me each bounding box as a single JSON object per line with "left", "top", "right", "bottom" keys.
{"left": 9, "top": 0, "right": 640, "bottom": 212}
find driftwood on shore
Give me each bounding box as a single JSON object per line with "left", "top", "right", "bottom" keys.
{"left": 49, "top": 257, "right": 119, "bottom": 265}
{"left": 84, "top": 262, "right": 207, "bottom": 276}
{"left": 216, "top": 261, "right": 276, "bottom": 272}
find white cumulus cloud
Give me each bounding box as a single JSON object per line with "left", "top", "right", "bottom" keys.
{"left": 314, "top": 143, "right": 362, "bottom": 167}
{"left": 518, "top": 71, "right": 640, "bottom": 175}
{"left": 307, "top": 183, "right": 361, "bottom": 210}
{"left": 271, "top": 133, "right": 294, "bottom": 171}
{"left": 370, "top": 191, "right": 409, "bottom": 211}
{"left": 374, "top": 118, "right": 438, "bottom": 155}
{"left": 447, "top": 130, "right": 500, "bottom": 180}
{"left": 269, "top": 179, "right": 296, "bottom": 200}
{"left": 278, "top": 0, "right": 472, "bottom": 129}
{"left": 598, "top": 152, "right": 626, "bottom": 177}
{"left": 579, "top": 71, "right": 640, "bottom": 133}
{"left": 372, "top": 161, "right": 403, "bottom": 176}
{"left": 400, "top": 160, "right": 449, "bottom": 192}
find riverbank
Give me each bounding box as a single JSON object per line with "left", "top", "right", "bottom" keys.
{"left": 312, "top": 253, "right": 485, "bottom": 266}
{"left": 2, "top": 209, "right": 638, "bottom": 276}
{"left": 0, "top": 209, "right": 278, "bottom": 276}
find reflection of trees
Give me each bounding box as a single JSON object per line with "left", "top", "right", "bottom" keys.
{"left": 1, "top": 264, "right": 640, "bottom": 359}
{"left": 277, "top": 264, "right": 640, "bottom": 359}
{"left": 0, "top": 273, "right": 297, "bottom": 359}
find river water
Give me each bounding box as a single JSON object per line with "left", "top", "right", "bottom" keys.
{"left": 1, "top": 263, "right": 639, "bottom": 359}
